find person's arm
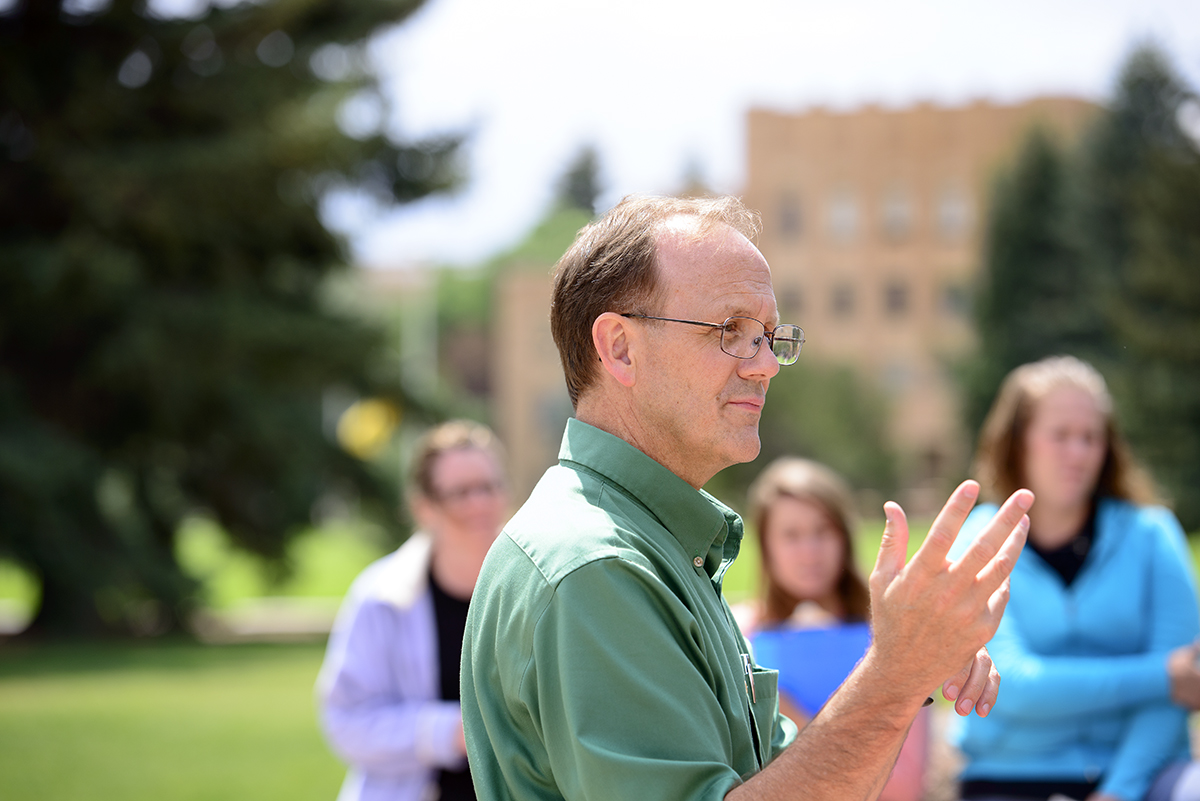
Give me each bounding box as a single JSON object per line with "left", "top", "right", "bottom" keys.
{"left": 981, "top": 507, "right": 1200, "bottom": 720}
{"left": 980, "top": 623, "right": 1172, "bottom": 717}
{"left": 728, "top": 481, "right": 1030, "bottom": 801}
{"left": 1093, "top": 509, "right": 1200, "bottom": 801}
{"left": 318, "top": 596, "right": 466, "bottom": 777}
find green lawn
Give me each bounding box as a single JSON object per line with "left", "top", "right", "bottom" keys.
{"left": 0, "top": 641, "right": 345, "bottom": 801}
{"left": 0, "top": 514, "right": 1197, "bottom": 801}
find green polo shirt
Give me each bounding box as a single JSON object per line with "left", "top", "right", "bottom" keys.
{"left": 462, "top": 418, "right": 796, "bottom": 801}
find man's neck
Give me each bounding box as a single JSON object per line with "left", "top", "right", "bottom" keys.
{"left": 575, "top": 395, "right": 713, "bottom": 490}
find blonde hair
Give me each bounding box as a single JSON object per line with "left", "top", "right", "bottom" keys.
{"left": 747, "top": 457, "right": 871, "bottom": 624}
{"left": 409, "top": 420, "right": 505, "bottom": 501}
{"left": 972, "top": 356, "right": 1157, "bottom": 505}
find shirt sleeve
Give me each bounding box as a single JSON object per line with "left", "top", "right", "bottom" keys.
{"left": 523, "top": 556, "right": 755, "bottom": 801}
{"left": 318, "top": 595, "right": 467, "bottom": 777}
{"left": 1098, "top": 508, "right": 1200, "bottom": 801}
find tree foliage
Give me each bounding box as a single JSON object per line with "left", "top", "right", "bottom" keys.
{"left": 1108, "top": 139, "right": 1200, "bottom": 526}
{"left": 0, "top": 0, "right": 458, "bottom": 636}
{"left": 967, "top": 43, "right": 1200, "bottom": 527}
{"left": 554, "top": 144, "right": 603, "bottom": 216}
{"left": 961, "top": 127, "right": 1098, "bottom": 436}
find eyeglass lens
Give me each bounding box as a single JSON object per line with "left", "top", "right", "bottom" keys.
{"left": 720, "top": 318, "right": 804, "bottom": 365}
{"left": 436, "top": 481, "right": 503, "bottom": 505}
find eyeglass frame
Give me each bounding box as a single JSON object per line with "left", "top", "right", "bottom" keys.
{"left": 430, "top": 479, "right": 505, "bottom": 506}
{"left": 619, "top": 313, "right": 804, "bottom": 365}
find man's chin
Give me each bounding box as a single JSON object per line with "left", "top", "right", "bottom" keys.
{"left": 729, "top": 433, "right": 762, "bottom": 466}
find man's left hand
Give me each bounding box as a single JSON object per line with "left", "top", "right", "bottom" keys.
{"left": 939, "top": 646, "right": 1000, "bottom": 717}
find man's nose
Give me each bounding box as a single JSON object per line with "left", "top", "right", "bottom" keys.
{"left": 740, "top": 340, "right": 781, "bottom": 380}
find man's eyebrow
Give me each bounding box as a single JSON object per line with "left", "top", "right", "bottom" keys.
{"left": 726, "top": 309, "right": 780, "bottom": 328}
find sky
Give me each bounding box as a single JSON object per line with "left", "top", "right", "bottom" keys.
{"left": 324, "top": 0, "right": 1200, "bottom": 269}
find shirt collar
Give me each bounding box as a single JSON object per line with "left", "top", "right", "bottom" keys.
{"left": 558, "top": 418, "right": 742, "bottom": 579}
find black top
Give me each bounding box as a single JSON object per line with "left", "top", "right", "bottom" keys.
{"left": 961, "top": 777, "right": 1100, "bottom": 799}
{"left": 429, "top": 567, "right": 475, "bottom": 801}
{"left": 1026, "top": 503, "right": 1097, "bottom": 587}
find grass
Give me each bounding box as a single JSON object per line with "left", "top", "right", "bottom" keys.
{"left": 0, "top": 513, "right": 1197, "bottom": 801}
{"left": 0, "top": 640, "right": 344, "bottom": 801}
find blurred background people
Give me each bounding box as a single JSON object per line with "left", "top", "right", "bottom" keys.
{"left": 951, "top": 355, "right": 1200, "bottom": 801}
{"left": 735, "top": 457, "right": 929, "bottom": 801}
{"left": 317, "top": 420, "right": 509, "bottom": 801}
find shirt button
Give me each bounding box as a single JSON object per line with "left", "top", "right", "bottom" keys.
{"left": 693, "top": 556, "right": 704, "bottom": 568}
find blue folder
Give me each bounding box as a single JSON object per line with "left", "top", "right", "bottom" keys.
{"left": 750, "top": 621, "right": 872, "bottom": 715}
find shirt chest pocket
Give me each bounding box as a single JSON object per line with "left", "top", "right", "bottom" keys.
{"left": 746, "top": 665, "right": 780, "bottom": 769}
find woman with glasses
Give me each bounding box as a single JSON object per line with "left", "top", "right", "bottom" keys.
{"left": 318, "top": 420, "right": 510, "bottom": 801}
{"left": 734, "top": 457, "right": 929, "bottom": 801}
{"left": 950, "top": 356, "right": 1200, "bottom": 801}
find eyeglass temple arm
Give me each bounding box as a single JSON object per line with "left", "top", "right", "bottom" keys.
{"left": 619, "top": 314, "right": 726, "bottom": 330}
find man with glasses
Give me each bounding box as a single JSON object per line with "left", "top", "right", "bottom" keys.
{"left": 462, "top": 195, "right": 1032, "bottom": 801}
{"left": 319, "top": 420, "right": 508, "bottom": 801}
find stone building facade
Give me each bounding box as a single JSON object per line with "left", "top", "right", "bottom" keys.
{"left": 742, "top": 97, "right": 1096, "bottom": 487}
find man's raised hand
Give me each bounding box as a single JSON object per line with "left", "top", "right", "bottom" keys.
{"left": 866, "top": 480, "right": 1032, "bottom": 715}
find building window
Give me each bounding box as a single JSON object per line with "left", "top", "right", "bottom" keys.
{"left": 884, "top": 279, "right": 909, "bottom": 316}
{"left": 779, "top": 285, "right": 803, "bottom": 319}
{"left": 937, "top": 183, "right": 972, "bottom": 242}
{"left": 940, "top": 281, "right": 969, "bottom": 318}
{"left": 827, "top": 189, "right": 858, "bottom": 244}
{"left": 831, "top": 283, "right": 855, "bottom": 317}
{"left": 880, "top": 186, "right": 912, "bottom": 242}
{"left": 777, "top": 193, "right": 802, "bottom": 240}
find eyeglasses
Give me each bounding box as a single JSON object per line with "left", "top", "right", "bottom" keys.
{"left": 620, "top": 314, "right": 804, "bottom": 365}
{"left": 432, "top": 480, "right": 505, "bottom": 506}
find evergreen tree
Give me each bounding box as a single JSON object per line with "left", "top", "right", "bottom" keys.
{"left": 1072, "top": 44, "right": 1194, "bottom": 335}
{"left": 1109, "top": 132, "right": 1200, "bottom": 527}
{"left": 962, "top": 126, "right": 1095, "bottom": 435}
{"left": 1073, "top": 44, "right": 1200, "bottom": 526}
{"left": 964, "top": 43, "right": 1200, "bottom": 528}
{"left": 0, "top": 0, "right": 458, "bottom": 636}
{"left": 554, "top": 145, "right": 603, "bottom": 216}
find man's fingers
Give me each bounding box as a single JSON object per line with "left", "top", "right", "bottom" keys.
{"left": 871, "top": 502, "right": 910, "bottom": 587}
{"left": 945, "top": 648, "right": 1000, "bottom": 717}
{"left": 941, "top": 663, "right": 971, "bottom": 703}
{"left": 975, "top": 516, "right": 1028, "bottom": 600}
{"left": 910, "top": 480, "right": 980, "bottom": 569}
{"left": 953, "top": 652, "right": 994, "bottom": 716}
{"left": 956, "top": 490, "right": 1034, "bottom": 578}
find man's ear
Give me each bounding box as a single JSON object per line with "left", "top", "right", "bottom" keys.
{"left": 592, "top": 312, "right": 637, "bottom": 388}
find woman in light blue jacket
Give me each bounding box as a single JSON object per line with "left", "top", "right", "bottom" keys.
{"left": 951, "top": 356, "right": 1200, "bottom": 801}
